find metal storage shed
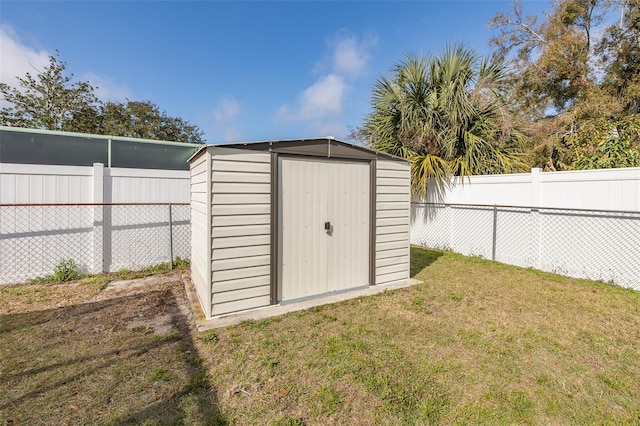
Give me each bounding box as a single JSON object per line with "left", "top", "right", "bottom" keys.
{"left": 188, "top": 137, "right": 411, "bottom": 318}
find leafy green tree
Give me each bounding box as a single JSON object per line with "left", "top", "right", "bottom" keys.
{"left": 101, "top": 100, "right": 204, "bottom": 144}
{"left": 65, "top": 105, "right": 104, "bottom": 134}
{"left": 1, "top": 52, "right": 205, "bottom": 144}
{"left": 490, "top": 0, "right": 640, "bottom": 170}
{"left": 571, "top": 115, "right": 640, "bottom": 169}
{"left": 363, "top": 45, "right": 526, "bottom": 197}
{"left": 490, "top": 0, "right": 606, "bottom": 118}
{"left": 0, "top": 52, "right": 99, "bottom": 130}
{"left": 596, "top": 0, "right": 640, "bottom": 114}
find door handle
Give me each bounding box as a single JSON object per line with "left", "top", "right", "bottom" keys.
{"left": 325, "top": 221, "right": 333, "bottom": 236}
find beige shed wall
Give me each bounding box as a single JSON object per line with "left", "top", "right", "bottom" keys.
{"left": 189, "top": 152, "right": 211, "bottom": 317}
{"left": 210, "top": 147, "right": 271, "bottom": 316}
{"left": 375, "top": 160, "right": 411, "bottom": 284}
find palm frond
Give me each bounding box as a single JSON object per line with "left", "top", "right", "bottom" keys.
{"left": 410, "top": 154, "right": 449, "bottom": 198}
{"left": 363, "top": 43, "right": 529, "bottom": 198}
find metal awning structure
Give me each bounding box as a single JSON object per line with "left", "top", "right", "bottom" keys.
{"left": 0, "top": 126, "right": 202, "bottom": 170}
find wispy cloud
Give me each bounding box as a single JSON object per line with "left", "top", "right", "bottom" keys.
{"left": 276, "top": 31, "right": 376, "bottom": 137}
{"left": 83, "top": 72, "right": 132, "bottom": 102}
{"left": 331, "top": 34, "right": 375, "bottom": 79}
{"left": 0, "top": 24, "right": 49, "bottom": 88}
{"left": 213, "top": 96, "right": 241, "bottom": 142}
{"left": 277, "top": 74, "right": 347, "bottom": 136}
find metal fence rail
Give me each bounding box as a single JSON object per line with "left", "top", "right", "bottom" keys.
{"left": 0, "top": 203, "right": 190, "bottom": 285}
{"left": 411, "top": 202, "right": 640, "bottom": 290}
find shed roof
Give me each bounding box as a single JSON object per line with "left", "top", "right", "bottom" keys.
{"left": 187, "top": 137, "right": 408, "bottom": 163}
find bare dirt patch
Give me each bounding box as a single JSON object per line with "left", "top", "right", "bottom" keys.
{"left": 0, "top": 270, "right": 225, "bottom": 425}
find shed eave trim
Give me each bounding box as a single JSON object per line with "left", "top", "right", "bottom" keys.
{"left": 197, "top": 138, "right": 408, "bottom": 163}
{"left": 187, "top": 145, "right": 210, "bottom": 163}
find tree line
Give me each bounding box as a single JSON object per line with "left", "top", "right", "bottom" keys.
{"left": 363, "top": 0, "right": 639, "bottom": 194}
{"left": 0, "top": 53, "right": 204, "bottom": 144}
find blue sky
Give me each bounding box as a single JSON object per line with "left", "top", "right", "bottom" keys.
{"left": 0, "top": 1, "right": 548, "bottom": 143}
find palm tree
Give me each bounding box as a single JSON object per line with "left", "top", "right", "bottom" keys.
{"left": 364, "top": 45, "right": 526, "bottom": 198}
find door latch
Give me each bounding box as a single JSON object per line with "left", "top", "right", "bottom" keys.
{"left": 324, "top": 221, "right": 333, "bottom": 236}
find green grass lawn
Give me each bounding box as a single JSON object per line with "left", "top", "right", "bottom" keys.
{"left": 1, "top": 248, "right": 639, "bottom": 425}
{"left": 203, "top": 248, "right": 640, "bottom": 425}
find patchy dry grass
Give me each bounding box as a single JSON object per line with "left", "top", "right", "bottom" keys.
{"left": 0, "top": 269, "right": 225, "bottom": 425}
{"left": 200, "top": 248, "right": 640, "bottom": 425}
{"left": 1, "top": 248, "right": 639, "bottom": 425}
{"left": 25, "top": 258, "right": 190, "bottom": 288}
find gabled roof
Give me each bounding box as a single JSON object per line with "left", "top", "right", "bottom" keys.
{"left": 187, "top": 137, "right": 408, "bottom": 163}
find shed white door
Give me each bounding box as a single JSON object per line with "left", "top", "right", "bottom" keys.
{"left": 278, "top": 157, "right": 370, "bottom": 302}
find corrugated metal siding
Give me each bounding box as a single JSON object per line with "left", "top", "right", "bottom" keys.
{"left": 375, "top": 160, "right": 410, "bottom": 285}
{"left": 210, "top": 148, "right": 271, "bottom": 316}
{"left": 190, "top": 152, "right": 210, "bottom": 317}
{"left": 279, "top": 157, "right": 369, "bottom": 301}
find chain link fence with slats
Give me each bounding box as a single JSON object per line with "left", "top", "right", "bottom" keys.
{"left": 0, "top": 203, "right": 190, "bottom": 285}
{"left": 411, "top": 203, "right": 640, "bottom": 290}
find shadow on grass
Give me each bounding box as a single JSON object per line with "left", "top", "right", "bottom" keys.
{"left": 0, "top": 285, "right": 226, "bottom": 425}
{"left": 410, "top": 246, "right": 444, "bottom": 277}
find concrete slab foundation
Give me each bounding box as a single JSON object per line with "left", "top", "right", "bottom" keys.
{"left": 182, "top": 274, "right": 422, "bottom": 331}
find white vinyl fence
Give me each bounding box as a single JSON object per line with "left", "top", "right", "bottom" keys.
{"left": 3, "top": 162, "right": 639, "bottom": 289}
{"left": 0, "top": 163, "right": 190, "bottom": 284}
{"left": 412, "top": 167, "right": 640, "bottom": 290}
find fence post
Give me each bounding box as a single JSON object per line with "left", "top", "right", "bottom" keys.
{"left": 445, "top": 204, "right": 452, "bottom": 251}
{"left": 531, "top": 167, "right": 542, "bottom": 206}
{"left": 168, "top": 204, "right": 174, "bottom": 270}
{"left": 530, "top": 168, "right": 542, "bottom": 269}
{"left": 492, "top": 204, "right": 497, "bottom": 261}
{"left": 92, "top": 163, "right": 105, "bottom": 274}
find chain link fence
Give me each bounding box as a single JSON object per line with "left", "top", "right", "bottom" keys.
{"left": 4, "top": 200, "right": 637, "bottom": 289}
{"left": 411, "top": 203, "right": 640, "bottom": 290}
{"left": 0, "top": 203, "right": 190, "bottom": 285}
